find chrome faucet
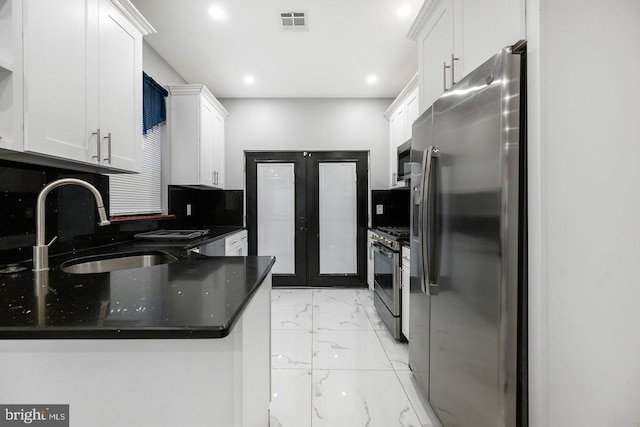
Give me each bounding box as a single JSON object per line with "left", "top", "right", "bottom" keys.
{"left": 33, "top": 178, "right": 111, "bottom": 272}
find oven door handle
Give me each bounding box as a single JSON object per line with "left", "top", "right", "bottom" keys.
{"left": 372, "top": 242, "right": 395, "bottom": 258}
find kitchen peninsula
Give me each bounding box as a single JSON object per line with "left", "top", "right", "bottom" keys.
{"left": 0, "top": 243, "right": 274, "bottom": 427}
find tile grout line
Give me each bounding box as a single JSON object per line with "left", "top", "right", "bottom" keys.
{"left": 310, "top": 289, "right": 315, "bottom": 427}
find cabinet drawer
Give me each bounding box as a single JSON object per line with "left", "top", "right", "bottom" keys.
{"left": 225, "top": 230, "right": 247, "bottom": 253}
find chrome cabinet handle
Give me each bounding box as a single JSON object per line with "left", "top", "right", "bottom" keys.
{"left": 443, "top": 61, "right": 450, "bottom": 92}
{"left": 104, "top": 132, "right": 112, "bottom": 164}
{"left": 450, "top": 53, "right": 459, "bottom": 86}
{"left": 92, "top": 128, "right": 101, "bottom": 161}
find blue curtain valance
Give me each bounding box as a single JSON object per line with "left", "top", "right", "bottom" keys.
{"left": 143, "top": 72, "right": 169, "bottom": 134}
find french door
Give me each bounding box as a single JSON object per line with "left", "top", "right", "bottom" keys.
{"left": 246, "top": 151, "right": 368, "bottom": 287}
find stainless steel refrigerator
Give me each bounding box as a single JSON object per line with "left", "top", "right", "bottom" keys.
{"left": 409, "top": 42, "right": 527, "bottom": 427}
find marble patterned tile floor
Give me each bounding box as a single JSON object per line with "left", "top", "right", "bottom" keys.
{"left": 270, "top": 288, "right": 437, "bottom": 427}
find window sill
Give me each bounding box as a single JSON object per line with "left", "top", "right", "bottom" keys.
{"left": 109, "top": 214, "right": 176, "bottom": 223}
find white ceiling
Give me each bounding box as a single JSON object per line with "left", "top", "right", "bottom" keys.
{"left": 130, "top": 0, "right": 423, "bottom": 98}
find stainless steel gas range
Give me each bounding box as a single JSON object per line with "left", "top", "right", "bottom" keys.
{"left": 371, "top": 226, "right": 409, "bottom": 340}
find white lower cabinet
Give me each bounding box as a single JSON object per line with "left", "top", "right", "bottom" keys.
{"left": 225, "top": 230, "right": 248, "bottom": 256}
{"left": 198, "top": 230, "right": 248, "bottom": 257}
{"left": 401, "top": 245, "right": 410, "bottom": 340}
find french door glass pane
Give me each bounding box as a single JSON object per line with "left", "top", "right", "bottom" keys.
{"left": 319, "top": 162, "right": 357, "bottom": 274}
{"left": 257, "top": 164, "right": 295, "bottom": 274}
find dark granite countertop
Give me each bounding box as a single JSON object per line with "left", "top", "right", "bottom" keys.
{"left": 0, "top": 236, "right": 275, "bottom": 340}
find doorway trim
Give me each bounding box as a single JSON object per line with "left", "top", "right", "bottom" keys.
{"left": 245, "top": 150, "right": 369, "bottom": 287}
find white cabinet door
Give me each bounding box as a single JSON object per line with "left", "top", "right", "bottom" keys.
{"left": 199, "top": 98, "right": 215, "bottom": 187}
{"left": 22, "top": 0, "right": 94, "bottom": 163}
{"left": 168, "top": 84, "right": 228, "bottom": 188}
{"left": 385, "top": 77, "right": 417, "bottom": 190}
{"left": 388, "top": 107, "right": 406, "bottom": 188}
{"left": 405, "top": 88, "right": 420, "bottom": 138}
{"left": 412, "top": 0, "right": 523, "bottom": 114}
{"left": 21, "top": 0, "right": 146, "bottom": 172}
{"left": 97, "top": 0, "right": 142, "bottom": 172}
{"left": 459, "top": 0, "right": 524, "bottom": 77}
{"left": 212, "top": 109, "right": 225, "bottom": 188}
{"left": 417, "top": 0, "right": 455, "bottom": 113}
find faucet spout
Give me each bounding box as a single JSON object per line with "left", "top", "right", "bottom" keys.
{"left": 33, "top": 178, "right": 111, "bottom": 272}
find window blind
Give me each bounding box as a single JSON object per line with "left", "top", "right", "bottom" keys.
{"left": 109, "top": 73, "right": 167, "bottom": 217}
{"left": 109, "top": 123, "right": 163, "bottom": 215}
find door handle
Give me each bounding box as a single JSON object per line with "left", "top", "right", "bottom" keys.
{"left": 420, "top": 146, "right": 440, "bottom": 295}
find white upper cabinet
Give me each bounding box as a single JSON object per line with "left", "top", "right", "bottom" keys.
{"left": 408, "top": 0, "right": 524, "bottom": 114}
{"left": 212, "top": 108, "right": 226, "bottom": 189}
{"left": 22, "top": 0, "right": 93, "bottom": 164}
{"left": 96, "top": 0, "right": 144, "bottom": 171}
{"left": 384, "top": 74, "right": 418, "bottom": 189}
{"left": 168, "top": 84, "right": 229, "bottom": 189}
{"left": 0, "top": 0, "right": 153, "bottom": 173}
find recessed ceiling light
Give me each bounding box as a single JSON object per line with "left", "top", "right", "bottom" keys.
{"left": 397, "top": 5, "right": 412, "bottom": 19}
{"left": 366, "top": 75, "right": 378, "bottom": 85}
{"left": 244, "top": 75, "right": 256, "bottom": 85}
{"left": 209, "top": 5, "right": 227, "bottom": 21}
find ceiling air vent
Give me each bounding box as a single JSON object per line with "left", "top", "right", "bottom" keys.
{"left": 280, "top": 11, "right": 308, "bottom": 31}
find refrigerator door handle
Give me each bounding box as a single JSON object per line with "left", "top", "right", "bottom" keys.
{"left": 421, "top": 145, "right": 440, "bottom": 296}
{"left": 420, "top": 146, "right": 439, "bottom": 295}
{"left": 418, "top": 148, "right": 429, "bottom": 293}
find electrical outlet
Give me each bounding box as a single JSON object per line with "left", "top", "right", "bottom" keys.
{"left": 186, "top": 204, "right": 192, "bottom": 216}
{"left": 376, "top": 204, "right": 384, "bottom": 215}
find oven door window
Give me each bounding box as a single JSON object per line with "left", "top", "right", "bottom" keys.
{"left": 373, "top": 244, "right": 395, "bottom": 300}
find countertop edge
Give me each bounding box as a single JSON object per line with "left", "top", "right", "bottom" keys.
{"left": 0, "top": 256, "right": 276, "bottom": 340}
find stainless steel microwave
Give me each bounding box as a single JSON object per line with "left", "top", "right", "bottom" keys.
{"left": 397, "top": 139, "right": 411, "bottom": 181}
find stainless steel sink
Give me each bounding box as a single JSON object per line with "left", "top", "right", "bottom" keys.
{"left": 60, "top": 251, "right": 177, "bottom": 274}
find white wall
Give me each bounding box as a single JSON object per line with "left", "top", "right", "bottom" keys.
{"left": 218, "top": 98, "right": 393, "bottom": 190}
{"left": 527, "top": 1, "right": 640, "bottom": 426}
{"left": 142, "top": 41, "right": 187, "bottom": 86}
